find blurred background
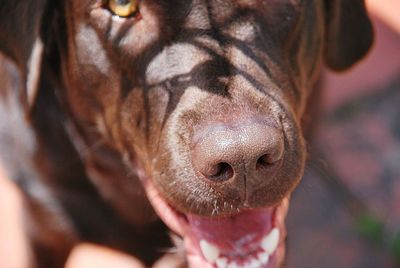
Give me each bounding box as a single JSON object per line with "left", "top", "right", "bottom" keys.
{"left": 1, "top": 0, "right": 399, "bottom": 267}
{"left": 287, "top": 0, "right": 400, "bottom": 267}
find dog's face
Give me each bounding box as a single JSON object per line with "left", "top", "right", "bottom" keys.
{"left": 57, "top": 0, "right": 372, "bottom": 267}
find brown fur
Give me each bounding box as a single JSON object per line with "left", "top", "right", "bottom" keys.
{"left": 0, "top": 0, "right": 373, "bottom": 267}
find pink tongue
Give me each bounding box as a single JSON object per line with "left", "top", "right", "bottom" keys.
{"left": 187, "top": 209, "right": 274, "bottom": 252}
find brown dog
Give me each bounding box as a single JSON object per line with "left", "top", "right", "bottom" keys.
{"left": 0, "top": 0, "right": 373, "bottom": 267}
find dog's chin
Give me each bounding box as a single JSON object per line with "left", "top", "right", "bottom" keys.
{"left": 141, "top": 175, "right": 289, "bottom": 268}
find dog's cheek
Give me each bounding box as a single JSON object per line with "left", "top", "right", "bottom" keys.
{"left": 65, "top": 65, "right": 122, "bottom": 144}
{"left": 119, "top": 88, "right": 147, "bottom": 159}
{"left": 118, "top": 85, "right": 172, "bottom": 169}
{"left": 63, "top": 16, "right": 127, "bottom": 144}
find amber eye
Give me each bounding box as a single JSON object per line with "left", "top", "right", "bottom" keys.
{"left": 108, "top": 0, "right": 139, "bottom": 18}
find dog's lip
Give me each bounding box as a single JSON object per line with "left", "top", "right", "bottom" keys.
{"left": 141, "top": 176, "right": 289, "bottom": 268}
{"left": 141, "top": 177, "right": 188, "bottom": 235}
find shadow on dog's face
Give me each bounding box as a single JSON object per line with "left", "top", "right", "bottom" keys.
{"left": 57, "top": 0, "right": 372, "bottom": 267}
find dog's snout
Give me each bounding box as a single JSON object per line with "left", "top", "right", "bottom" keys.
{"left": 192, "top": 119, "right": 284, "bottom": 186}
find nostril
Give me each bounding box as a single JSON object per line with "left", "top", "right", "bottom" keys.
{"left": 256, "top": 154, "right": 277, "bottom": 170}
{"left": 203, "top": 162, "right": 234, "bottom": 182}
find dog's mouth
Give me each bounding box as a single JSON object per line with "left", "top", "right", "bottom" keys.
{"left": 142, "top": 177, "right": 289, "bottom": 268}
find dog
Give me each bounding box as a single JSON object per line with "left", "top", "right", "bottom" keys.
{"left": 0, "top": 0, "right": 373, "bottom": 267}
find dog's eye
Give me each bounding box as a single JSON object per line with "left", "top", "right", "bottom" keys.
{"left": 108, "top": 0, "right": 139, "bottom": 18}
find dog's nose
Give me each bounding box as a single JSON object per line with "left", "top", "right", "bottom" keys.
{"left": 192, "top": 119, "right": 284, "bottom": 185}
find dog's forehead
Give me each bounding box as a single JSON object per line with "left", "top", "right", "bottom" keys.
{"left": 73, "top": 0, "right": 303, "bottom": 27}
{"left": 68, "top": 0, "right": 306, "bottom": 60}
{"left": 65, "top": 0, "right": 317, "bottom": 124}
{"left": 68, "top": 0, "right": 306, "bottom": 82}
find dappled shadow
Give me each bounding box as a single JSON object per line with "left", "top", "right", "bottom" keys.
{"left": 102, "top": 3, "right": 299, "bottom": 139}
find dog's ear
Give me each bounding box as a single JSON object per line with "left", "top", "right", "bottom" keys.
{"left": 0, "top": 0, "right": 47, "bottom": 109}
{"left": 324, "top": 0, "right": 374, "bottom": 71}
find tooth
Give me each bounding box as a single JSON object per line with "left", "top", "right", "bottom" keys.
{"left": 199, "top": 240, "right": 220, "bottom": 263}
{"left": 261, "top": 227, "right": 280, "bottom": 254}
{"left": 257, "top": 252, "right": 270, "bottom": 264}
{"left": 227, "top": 262, "right": 239, "bottom": 268}
{"left": 216, "top": 257, "right": 228, "bottom": 268}
{"left": 248, "top": 258, "right": 261, "bottom": 268}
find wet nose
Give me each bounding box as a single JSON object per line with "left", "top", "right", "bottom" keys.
{"left": 192, "top": 118, "right": 284, "bottom": 185}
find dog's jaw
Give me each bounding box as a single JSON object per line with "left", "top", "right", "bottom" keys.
{"left": 140, "top": 171, "right": 289, "bottom": 268}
